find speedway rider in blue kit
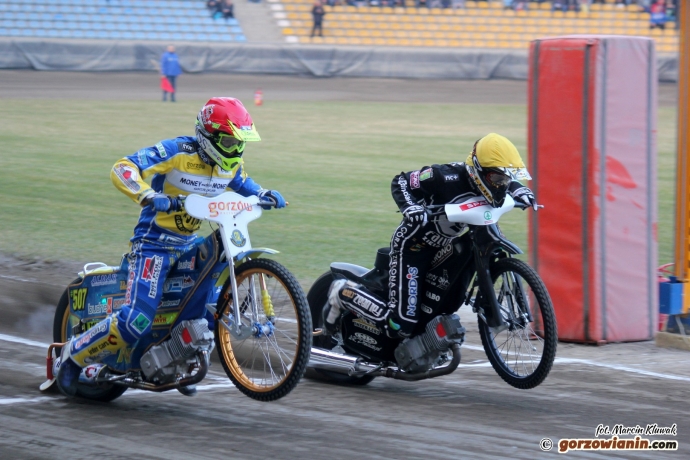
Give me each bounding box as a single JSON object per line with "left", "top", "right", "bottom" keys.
{"left": 56, "top": 97, "right": 286, "bottom": 397}
{"left": 325, "top": 133, "right": 537, "bottom": 339}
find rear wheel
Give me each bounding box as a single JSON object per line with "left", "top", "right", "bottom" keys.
{"left": 478, "top": 258, "right": 557, "bottom": 390}
{"left": 306, "top": 272, "right": 375, "bottom": 386}
{"left": 53, "top": 280, "right": 128, "bottom": 402}
{"left": 215, "top": 258, "right": 312, "bottom": 401}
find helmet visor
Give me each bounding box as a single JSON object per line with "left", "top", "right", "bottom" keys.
{"left": 216, "top": 133, "right": 246, "bottom": 157}
{"left": 484, "top": 169, "right": 512, "bottom": 188}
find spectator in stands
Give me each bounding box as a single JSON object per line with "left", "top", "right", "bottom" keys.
{"left": 506, "top": 0, "right": 528, "bottom": 10}
{"left": 512, "top": 0, "right": 528, "bottom": 9}
{"left": 553, "top": 0, "right": 579, "bottom": 11}
{"left": 649, "top": 0, "right": 667, "bottom": 29}
{"left": 207, "top": 0, "right": 221, "bottom": 18}
{"left": 160, "top": 45, "right": 182, "bottom": 103}
{"left": 579, "top": 0, "right": 590, "bottom": 13}
{"left": 220, "top": 0, "right": 234, "bottom": 20}
{"left": 665, "top": 0, "right": 677, "bottom": 22}
{"left": 311, "top": 1, "right": 325, "bottom": 38}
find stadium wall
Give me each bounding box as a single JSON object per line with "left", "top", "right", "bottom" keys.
{"left": 0, "top": 39, "right": 678, "bottom": 82}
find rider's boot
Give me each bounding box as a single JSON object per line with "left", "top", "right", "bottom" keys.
{"left": 56, "top": 316, "right": 128, "bottom": 397}
{"left": 323, "top": 279, "right": 347, "bottom": 334}
{"left": 325, "top": 279, "right": 388, "bottom": 333}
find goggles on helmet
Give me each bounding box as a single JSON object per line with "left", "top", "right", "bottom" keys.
{"left": 484, "top": 169, "right": 512, "bottom": 188}
{"left": 216, "top": 133, "right": 245, "bottom": 156}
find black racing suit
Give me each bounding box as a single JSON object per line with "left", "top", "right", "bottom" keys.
{"left": 333, "top": 162, "right": 525, "bottom": 337}
{"left": 385, "top": 162, "right": 481, "bottom": 336}
{"left": 333, "top": 162, "right": 488, "bottom": 337}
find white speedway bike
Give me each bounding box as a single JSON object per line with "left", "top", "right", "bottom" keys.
{"left": 43, "top": 191, "right": 312, "bottom": 402}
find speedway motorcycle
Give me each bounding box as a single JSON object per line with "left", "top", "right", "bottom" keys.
{"left": 41, "top": 191, "right": 312, "bottom": 402}
{"left": 307, "top": 195, "right": 557, "bottom": 389}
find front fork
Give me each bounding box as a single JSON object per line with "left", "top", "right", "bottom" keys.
{"left": 207, "top": 263, "right": 275, "bottom": 340}
{"left": 473, "top": 248, "right": 508, "bottom": 329}
{"left": 470, "top": 250, "right": 533, "bottom": 330}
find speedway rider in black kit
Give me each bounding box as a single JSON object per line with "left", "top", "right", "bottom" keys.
{"left": 326, "top": 133, "right": 537, "bottom": 338}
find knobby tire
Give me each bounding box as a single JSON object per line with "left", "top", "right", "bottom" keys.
{"left": 478, "top": 258, "right": 557, "bottom": 389}
{"left": 53, "top": 279, "right": 128, "bottom": 402}
{"left": 215, "top": 258, "right": 312, "bottom": 401}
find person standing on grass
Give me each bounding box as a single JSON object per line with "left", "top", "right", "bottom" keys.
{"left": 311, "top": 1, "right": 326, "bottom": 38}
{"left": 160, "top": 45, "right": 182, "bottom": 102}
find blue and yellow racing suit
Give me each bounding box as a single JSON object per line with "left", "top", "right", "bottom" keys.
{"left": 69, "top": 136, "right": 264, "bottom": 366}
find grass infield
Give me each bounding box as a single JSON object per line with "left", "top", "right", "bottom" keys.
{"left": 0, "top": 99, "right": 675, "bottom": 284}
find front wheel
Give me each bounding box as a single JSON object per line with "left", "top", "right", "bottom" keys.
{"left": 53, "top": 280, "right": 128, "bottom": 402}
{"left": 215, "top": 258, "right": 312, "bottom": 402}
{"left": 478, "top": 258, "right": 557, "bottom": 389}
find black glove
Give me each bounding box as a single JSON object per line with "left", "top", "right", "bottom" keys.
{"left": 508, "top": 183, "right": 537, "bottom": 210}
{"left": 401, "top": 204, "right": 428, "bottom": 225}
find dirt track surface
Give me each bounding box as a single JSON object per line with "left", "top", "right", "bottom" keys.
{"left": 0, "top": 71, "right": 687, "bottom": 459}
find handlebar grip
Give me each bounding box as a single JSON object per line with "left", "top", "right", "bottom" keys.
{"left": 257, "top": 200, "right": 289, "bottom": 208}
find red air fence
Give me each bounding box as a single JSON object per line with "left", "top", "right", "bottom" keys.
{"left": 528, "top": 36, "right": 658, "bottom": 343}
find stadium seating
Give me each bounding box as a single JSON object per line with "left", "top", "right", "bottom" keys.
{"left": 273, "top": 0, "right": 679, "bottom": 53}
{"left": 0, "top": 0, "right": 247, "bottom": 42}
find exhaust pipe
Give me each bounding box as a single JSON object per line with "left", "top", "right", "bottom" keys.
{"left": 309, "top": 344, "right": 462, "bottom": 381}
{"left": 106, "top": 350, "right": 210, "bottom": 392}
{"left": 309, "top": 347, "right": 379, "bottom": 375}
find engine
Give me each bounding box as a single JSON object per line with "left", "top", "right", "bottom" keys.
{"left": 140, "top": 319, "right": 214, "bottom": 384}
{"left": 394, "top": 314, "right": 465, "bottom": 373}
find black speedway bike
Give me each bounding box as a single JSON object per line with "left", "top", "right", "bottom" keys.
{"left": 306, "top": 195, "right": 557, "bottom": 390}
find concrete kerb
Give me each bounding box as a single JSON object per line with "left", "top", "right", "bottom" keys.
{"left": 656, "top": 331, "right": 690, "bottom": 352}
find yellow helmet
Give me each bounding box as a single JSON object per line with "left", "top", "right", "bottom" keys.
{"left": 465, "top": 133, "right": 531, "bottom": 208}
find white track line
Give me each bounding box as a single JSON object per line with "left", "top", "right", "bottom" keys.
{"left": 0, "top": 273, "right": 63, "bottom": 286}
{"left": 2, "top": 333, "right": 689, "bottom": 383}
{"left": 0, "top": 333, "right": 52, "bottom": 349}
{"left": 0, "top": 396, "right": 55, "bottom": 406}
{"left": 554, "top": 358, "right": 690, "bottom": 382}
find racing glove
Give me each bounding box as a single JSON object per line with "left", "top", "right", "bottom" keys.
{"left": 257, "top": 189, "right": 286, "bottom": 210}
{"left": 508, "top": 182, "right": 537, "bottom": 210}
{"left": 401, "top": 204, "right": 428, "bottom": 225}
{"left": 145, "top": 193, "right": 183, "bottom": 213}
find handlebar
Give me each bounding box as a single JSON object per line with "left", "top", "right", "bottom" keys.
{"left": 173, "top": 195, "right": 287, "bottom": 211}
{"left": 514, "top": 201, "right": 544, "bottom": 211}
{"left": 421, "top": 200, "right": 543, "bottom": 214}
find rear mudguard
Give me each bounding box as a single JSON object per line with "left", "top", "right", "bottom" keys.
{"left": 330, "top": 262, "right": 369, "bottom": 280}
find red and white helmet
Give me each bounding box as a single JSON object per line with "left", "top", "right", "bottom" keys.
{"left": 195, "top": 97, "right": 261, "bottom": 171}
